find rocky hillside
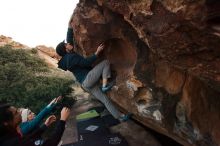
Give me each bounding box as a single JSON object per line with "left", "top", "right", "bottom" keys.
{"left": 0, "top": 35, "right": 61, "bottom": 68}
{"left": 69, "top": 0, "right": 220, "bottom": 145}
{"left": 0, "top": 35, "right": 29, "bottom": 49}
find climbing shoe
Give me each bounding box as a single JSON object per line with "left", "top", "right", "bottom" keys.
{"left": 119, "top": 113, "right": 133, "bottom": 122}
{"left": 101, "top": 85, "right": 113, "bottom": 93}
{"left": 101, "top": 81, "right": 115, "bottom": 93}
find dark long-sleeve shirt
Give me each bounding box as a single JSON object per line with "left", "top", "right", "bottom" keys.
{"left": 58, "top": 53, "right": 97, "bottom": 83}
{"left": 0, "top": 120, "right": 66, "bottom": 146}
{"left": 66, "top": 28, "right": 74, "bottom": 45}
{"left": 58, "top": 27, "right": 97, "bottom": 83}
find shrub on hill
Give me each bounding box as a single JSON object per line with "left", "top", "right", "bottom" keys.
{"left": 0, "top": 45, "right": 74, "bottom": 112}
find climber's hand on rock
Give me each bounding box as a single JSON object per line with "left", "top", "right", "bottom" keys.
{"left": 95, "top": 43, "right": 104, "bottom": 56}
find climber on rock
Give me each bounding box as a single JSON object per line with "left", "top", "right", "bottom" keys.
{"left": 55, "top": 14, "right": 131, "bottom": 122}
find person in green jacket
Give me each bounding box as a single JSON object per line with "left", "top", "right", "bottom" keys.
{"left": 19, "top": 96, "right": 63, "bottom": 135}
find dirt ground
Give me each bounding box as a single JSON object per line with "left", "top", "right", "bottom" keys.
{"left": 60, "top": 85, "right": 161, "bottom": 146}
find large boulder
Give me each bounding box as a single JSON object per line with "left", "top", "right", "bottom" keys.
{"left": 71, "top": 0, "right": 220, "bottom": 145}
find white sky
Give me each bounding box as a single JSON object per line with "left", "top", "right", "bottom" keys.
{"left": 0, "top": 0, "right": 78, "bottom": 48}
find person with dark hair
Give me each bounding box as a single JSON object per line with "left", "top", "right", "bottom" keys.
{"left": 19, "top": 96, "right": 62, "bottom": 135}
{"left": 56, "top": 15, "right": 131, "bottom": 122}
{"left": 0, "top": 102, "right": 70, "bottom": 146}
{"left": 0, "top": 102, "right": 20, "bottom": 138}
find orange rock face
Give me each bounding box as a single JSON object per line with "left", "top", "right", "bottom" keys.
{"left": 71, "top": 0, "right": 220, "bottom": 145}
{"left": 0, "top": 35, "right": 29, "bottom": 49}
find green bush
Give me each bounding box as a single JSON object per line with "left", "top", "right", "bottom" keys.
{"left": 0, "top": 45, "right": 74, "bottom": 112}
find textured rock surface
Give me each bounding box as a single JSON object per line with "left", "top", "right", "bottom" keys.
{"left": 36, "top": 45, "right": 60, "bottom": 68}
{"left": 0, "top": 35, "right": 29, "bottom": 49}
{"left": 71, "top": 0, "right": 220, "bottom": 145}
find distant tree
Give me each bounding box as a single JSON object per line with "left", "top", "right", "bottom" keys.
{"left": 0, "top": 45, "right": 74, "bottom": 112}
